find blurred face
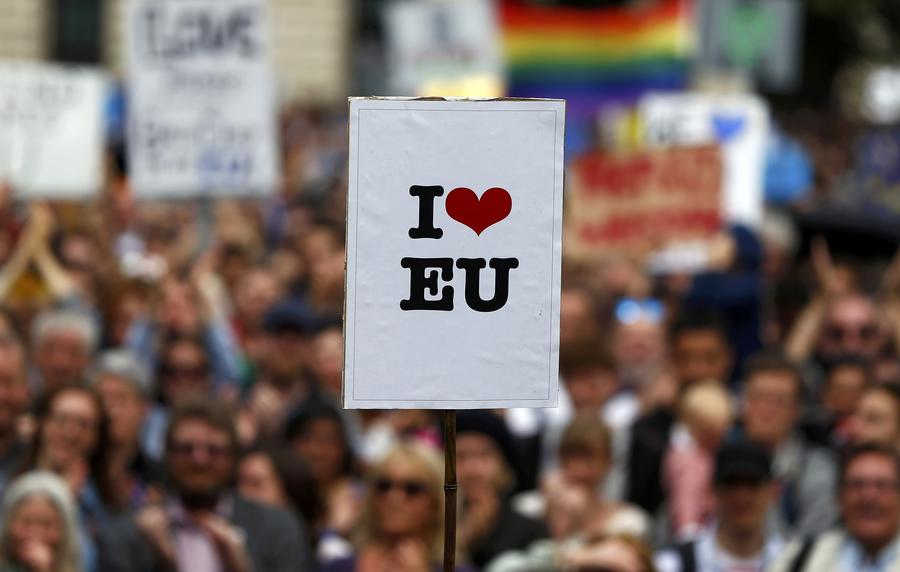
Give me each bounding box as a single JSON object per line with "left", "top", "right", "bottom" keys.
{"left": 8, "top": 496, "right": 62, "bottom": 565}
{"left": 560, "top": 291, "right": 597, "bottom": 347}
{"left": 161, "top": 342, "right": 210, "bottom": 406}
{"left": 820, "top": 297, "right": 883, "bottom": 360}
{"left": 290, "top": 418, "right": 346, "bottom": 485}
{"left": 35, "top": 331, "right": 91, "bottom": 392}
{"left": 841, "top": 454, "right": 900, "bottom": 553}
{"left": 742, "top": 372, "right": 799, "bottom": 448}
{"left": 238, "top": 453, "right": 287, "bottom": 508}
{"left": 560, "top": 451, "right": 608, "bottom": 492}
{"left": 822, "top": 365, "right": 868, "bottom": 419}
{"left": 566, "top": 368, "right": 618, "bottom": 413}
{"left": 42, "top": 390, "right": 100, "bottom": 471}
{"left": 457, "top": 433, "right": 505, "bottom": 493}
{"left": 373, "top": 459, "right": 435, "bottom": 538}
{"left": 235, "top": 271, "right": 282, "bottom": 328}
{"left": 95, "top": 374, "right": 147, "bottom": 447}
{"left": 849, "top": 390, "right": 900, "bottom": 448}
{"left": 158, "top": 281, "right": 201, "bottom": 335}
{"left": 311, "top": 329, "right": 343, "bottom": 397}
{"left": 0, "top": 340, "right": 28, "bottom": 435}
{"left": 263, "top": 329, "right": 309, "bottom": 380}
{"left": 671, "top": 330, "right": 731, "bottom": 387}
{"left": 167, "top": 420, "right": 234, "bottom": 501}
{"left": 716, "top": 480, "right": 774, "bottom": 535}
{"left": 612, "top": 319, "right": 665, "bottom": 371}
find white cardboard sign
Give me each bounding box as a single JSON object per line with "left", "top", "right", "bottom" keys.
{"left": 344, "top": 98, "right": 564, "bottom": 409}
{"left": 0, "top": 63, "right": 106, "bottom": 199}
{"left": 639, "top": 93, "right": 770, "bottom": 227}
{"left": 125, "top": 0, "right": 278, "bottom": 198}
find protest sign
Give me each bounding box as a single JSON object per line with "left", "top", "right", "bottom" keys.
{"left": 384, "top": 0, "right": 503, "bottom": 97}
{"left": 344, "top": 98, "right": 564, "bottom": 409}
{"left": 639, "top": 93, "right": 769, "bottom": 227}
{"left": 565, "top": 145, "right": 722, "bottom": 260}
{"left": 0, "top": 63, "right": 105, "bottom": 199}
{"left": 126, "top": 0, "right": 278, "bottom": 198}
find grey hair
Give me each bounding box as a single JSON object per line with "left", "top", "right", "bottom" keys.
{"left": 31, "top": 309, "right": 99, "bottom": 354}
{"left": 89, "top": 348, "right": 152, "bottom": 398}
{"left": 0, "top": 471, "right": 82, "bottom": 572}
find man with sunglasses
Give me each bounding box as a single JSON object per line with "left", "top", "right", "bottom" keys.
{"left": 655, "top": 440, "right": 783, "bottom": 572}
{"left": 98, "top": 399, "right": 310, "bottom": 572}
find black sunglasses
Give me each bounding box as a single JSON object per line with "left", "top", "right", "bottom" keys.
{"left": 373, "top": 477, "right": 427, "bottom": 498}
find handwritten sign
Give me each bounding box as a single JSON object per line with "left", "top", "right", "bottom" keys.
{"left": 125, "top": 0, "right": 278, "bottom": 197}
{"left": 0, "top": 63, "right": 105, "bottom": 199}
{"left": 565, "top": 145, "right": 722, "bottom": 259}
{"left": 344, "top": 98, "right": 565, "bottom": 409}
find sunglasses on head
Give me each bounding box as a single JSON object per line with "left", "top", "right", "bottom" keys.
{"left": 373, "top": 477, "right": 427, "bottom": 498}
{"left": 614, "top": 298, "right": 664, "bottom": 325}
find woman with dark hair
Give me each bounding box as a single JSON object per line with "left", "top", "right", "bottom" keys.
{"left": 20, "top": 386, "right": 119, "bottom": 572}
{"left": 285, "top": 399, "right": 360, "bottom": 559}
{"left": 237, "top": 447, "right": 321, "bottom": 549}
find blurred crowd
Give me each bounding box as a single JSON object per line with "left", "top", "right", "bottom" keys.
{"left": 0, "top": 102, "right": 898, "bottom": 572}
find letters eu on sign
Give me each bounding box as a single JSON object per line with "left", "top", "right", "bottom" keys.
{"left": 344, "top": 98, "right": 564, "bottom": 409}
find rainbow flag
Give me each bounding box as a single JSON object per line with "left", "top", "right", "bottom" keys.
{"left": 501, "top": 0, "right": 696, "bottom": 154}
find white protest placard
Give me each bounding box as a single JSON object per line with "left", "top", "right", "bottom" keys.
{"left": 126, "top": 0, "right": 278, "bottom": 198}
{"left": 344, "top": 98, "right": 564, "bottom": 409}
{"left": 384, "top": 0, "right": 503, "bottom": 97}
{"left": 0, "top": 63, "right": 105, "bottom": 199}
{"left": 639, "top": 93, "right": 770, "bottom": 227}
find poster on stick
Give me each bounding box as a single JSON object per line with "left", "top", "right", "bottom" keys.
{"left": 344, "top": 98, "right": 565, "bottom": 409}
{"left": 126, "top": 0, "right": 278, "bottom": 198}
{"left": 565, "top": 145, "right": 722, "bottom": 260}
{"left": 0, "top": 63, "right": 105, "bottom": 199}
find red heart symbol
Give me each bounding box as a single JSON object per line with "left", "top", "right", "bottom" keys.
{"left": 445, "top": 187, "right": 512, "bottom": 236}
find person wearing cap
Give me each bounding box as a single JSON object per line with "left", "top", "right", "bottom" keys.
{"left": 456, "top": 411, "right": 547, "bottom": 569}
{"left": 90, "top": 348, "right": 163, "bottom": 509}
{"left": 242, "top": 299, "right": 319, "bottom": 442}
{"left": 654, "top": 439, "right": 784, "bottom": 572}
{"left": 770, "top": 443, "right": 900, "bottom": 572}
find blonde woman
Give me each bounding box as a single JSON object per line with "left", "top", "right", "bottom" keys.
{"left": 0, "top": 471, "right": 82, "bottom": 572}
{"left": 321, "top": 441, "right": 473, "bottom": 572}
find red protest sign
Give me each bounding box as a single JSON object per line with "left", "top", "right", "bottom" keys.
{"left": 565, "top": 145, "right": 722, "bottom": 259}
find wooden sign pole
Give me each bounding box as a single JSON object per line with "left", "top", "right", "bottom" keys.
{"left": 442, "top": 410, "right": 457, "bottom": 572}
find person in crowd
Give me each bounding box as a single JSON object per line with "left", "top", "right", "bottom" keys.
{"left": 30, "top": 309, "right": 97, "bottom": 395}
{"left": 0, "top": 328, "right": 30, "bottom": 492}
{"left": 770, "top": 444, "right": 900, "bottom": 571}
{"left": 20, "top": 386, "right": 117, "bottom": 572}
{"left": 0, "top": 471, "right": 82, "bottom": 572}
{"left": 310, "top": 325, "right": 344, "bottom": 401}
{"left": 98, "top": 399, "right": 309, "bottom": 572}
{"left": 655, "top": 440, "right": 784, "bottom": 572}
{"left": 610, "top": 297, "right": 667, "bottom": 391}
{"left": 540, "top": 339, "right": 636, "bottom": 499}
{"left": 126, "top": 273, "right": 242, "bottom": 392}
{"left": 456, "top": 411, "right": 547, "bottom": 569}
{"left": 663, "top": 382, "right": 734, "bottom": 541}
{"left": 237, "top": 447, "right": 321, "bottom": 550}
{"left": 231, "top": 265, "right": 284, "bottom": 378}
{"left": 284, "top": 399, "right": 358, "bottom": 550}
{"left": 847, "top": 383, "right": 900, "bottom": 450}
{"left": 142, "top": 333, "right": 214, "bottom": 460}
{"left": 88, "top": 349, "right": 161, "bottom": 509}
{"left": 816, "top": 355, "right": 871, "bottom": 444}
{"left": 738, "top": 352, "right": 838, "bottom": 537}
{"left": 243, "top": 300, "right": 318, "bottom": 442}
{"left": 560, "top": 533, "right": 658, "bottom": 572}
{"left": 490, "top": 417, "right": 649, "bottom": 572}
{"left": 628, "top": 311, "right": 734, "bottom": 516}
{"left": 320, "top": 441, "right": 473, "bottom": 572}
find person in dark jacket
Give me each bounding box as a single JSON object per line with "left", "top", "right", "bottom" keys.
{"left": 97, "top": 399, "right": 309, "bottom": 572}
{"left": 456, "top": 411, "right": 547, "bottom": 569}
{"left": 626, "top": 311, "right": 733, "bottom": 517}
